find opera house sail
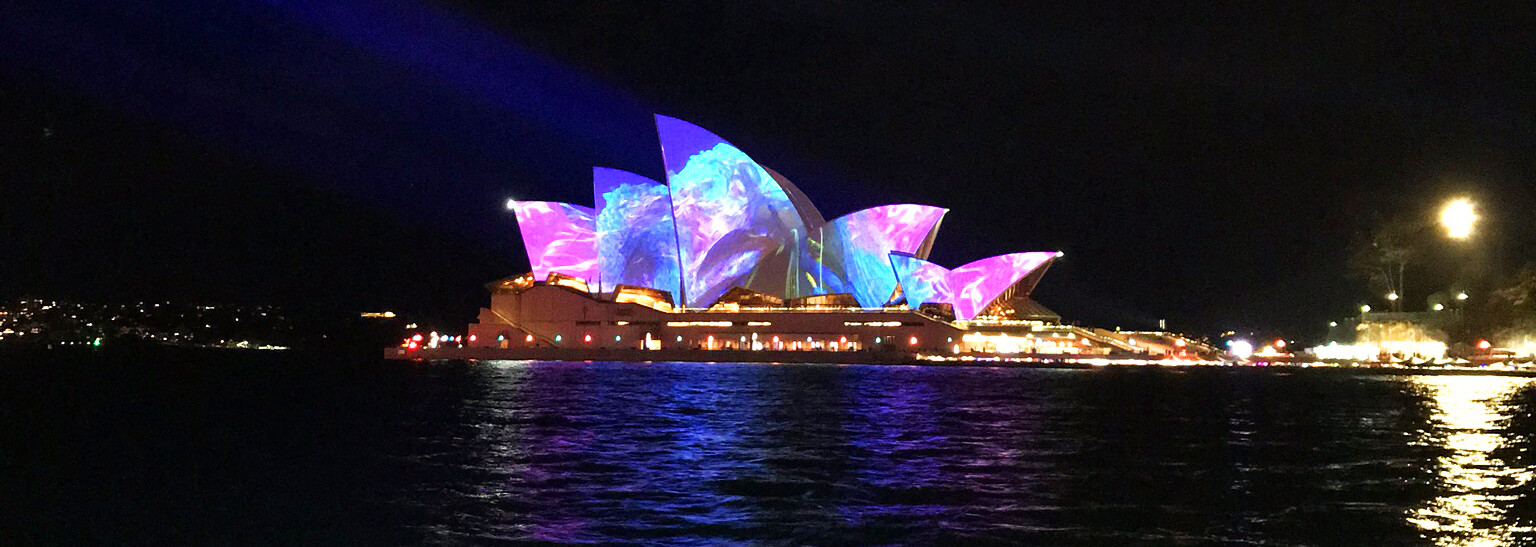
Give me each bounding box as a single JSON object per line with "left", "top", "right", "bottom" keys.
{"left": 505, "top": 201, "right": 598, "bottom": 284}
{"left": 592, "top": 167, "right": 681, "bottom": 298}
{"left": 502, "top": 114, "right": 1060, "bottom": 323}
{"left": 655, "top": 115, "right": 810, "bottom": 308}
{"left": 888, "top": 251, "right": 1060, "bottom": 321}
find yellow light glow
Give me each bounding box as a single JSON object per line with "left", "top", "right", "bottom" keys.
{"left": 1407, "top": 376, "right": 1536, "bottom": 544}
{"left": 1440, "top": 198, "right": 1477, "bottom": 240}
{"left": 665, "top": 321, "right": 732, "bottom": 327}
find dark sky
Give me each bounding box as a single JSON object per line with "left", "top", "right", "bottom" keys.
{"left": 2, "top": 1, "right": 1533, "bottom": 338}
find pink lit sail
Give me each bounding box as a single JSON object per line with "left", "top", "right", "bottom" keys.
{"left": 817, "top": 205, "right": 946, "bottom": 307}
{"left": 947, "top": 252, "right": 1057, "bottom": 320}
{"left": 507, "top": 201, "right": 598, "bottom": 284}
{"left": 889, "top": 251, "right": 1058, "bottom": 320}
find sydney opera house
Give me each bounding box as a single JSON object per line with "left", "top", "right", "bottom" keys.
{"left": 461, "top": 116, "right": 1165, "bottom": 358}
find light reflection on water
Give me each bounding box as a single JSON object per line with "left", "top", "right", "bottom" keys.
{"left": 1410, "top": 375, "right": 1536, "bottom": 546}
{"left": 17, "top": 358, "right": 1536, "bottom": 544}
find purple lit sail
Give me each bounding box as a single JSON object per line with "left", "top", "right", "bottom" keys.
{"left": 592, "top": 168, "right": 681, "bottom": 298}
{"left": 815, "top": 205, "right": 946, "bottom": 307}
{"left": 889, "top": 252, "right": 1059, "bottom": 320}
{"left": 508, "top": 201, "right": 598, "bottom": 284}
{"left": 947, "top": 252, "right": 1057, "bottom": 320}
{"left": 657, "top": 115, "right": 807, "bottom": 307}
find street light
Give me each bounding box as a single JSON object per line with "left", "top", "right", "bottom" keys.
{"left": 1361, "top": 304, "right": 1372, "bottom": 313}
{"left": 1457, "top": 292, "right": 1469, "bottom": 301}
{"left": 1386, "top": 292, "right": 1399, "bottom": 301}
{"left": 1440, "top": 198, "right": 1477, "bottom": 240}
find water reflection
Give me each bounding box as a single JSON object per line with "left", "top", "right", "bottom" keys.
{"left": 1409, "top": 375, "right": 1536, "bottom": 546}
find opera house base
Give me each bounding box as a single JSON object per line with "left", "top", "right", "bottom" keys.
{"left": 386, "top": 275, "right": 1226, "bottom": 364}
{"left": 385, "top": 346, "right": 928, "bottom": 365}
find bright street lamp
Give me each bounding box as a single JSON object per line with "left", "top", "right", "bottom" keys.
{"left": 1440, "top": 198, "right": 1477, "bottom": 240}
{"left": 1361, "top": 304, "right": 1371, "bottom": 313}
{"left": 1456, "top": 292, "right": 1469, "bottom": 301}
{"left": 1386, "top": 292, "right": 1399, "bottom": 301}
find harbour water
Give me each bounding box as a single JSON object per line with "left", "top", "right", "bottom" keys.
{"left": 6, "top": 355, "right": 1536, "bottom": 545}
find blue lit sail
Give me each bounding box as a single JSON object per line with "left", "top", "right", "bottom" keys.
{"left": 656, "top": 115, "right": 807, "bottom": 307}
{"left": 592, "top": 167, "right": 681, "bottom": 298}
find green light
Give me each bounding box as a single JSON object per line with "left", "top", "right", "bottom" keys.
{"left": 92, "top": 337, "right": 102, "bottom": 347}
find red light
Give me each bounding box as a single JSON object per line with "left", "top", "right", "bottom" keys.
{"left": 584, "top": 334, "right": 592, "bottom": 343}
{"left": 525, "top": 334, "right": 534, "bottom": 343}
{"left": 411, "top": 334, "right": 423, "bottom": 342}
{"left": 908, "top": 336, "right": 918, "bottom": 346}
{"left": 468, "top": 334, "right": 477, "bottom": 342}
{"left": 408, "top": 341, "right": 419, "bottom": 350}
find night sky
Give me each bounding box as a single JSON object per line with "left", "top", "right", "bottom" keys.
{"left": 2, "top": 1, "right": 1533, "bottom": 338}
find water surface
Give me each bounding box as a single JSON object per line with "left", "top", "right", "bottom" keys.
{"left": 5, "top": 356, "right": 1535, "bottom": 545}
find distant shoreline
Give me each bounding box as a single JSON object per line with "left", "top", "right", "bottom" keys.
{"left": 388, "top": 346, "right": 1536, "bottom": 377}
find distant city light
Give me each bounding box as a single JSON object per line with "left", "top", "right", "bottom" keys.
{"left": 1386, "top": 292, "right": 1399, "bottom": 301}
{"left": 1457, "top": 292, "right": 1469, "bottom": 300}
{"left": 1227, "top": 339, "right": 1254, "bottom": 359}
{"left": 1433, "top": 303, "right": 1445, "bottom": 311}
{"left": 1361, "top": 304, "right": 1372, "bottom": 313}
{"left": 1440, "top": 198, "right": 1477, "bottom": 240}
